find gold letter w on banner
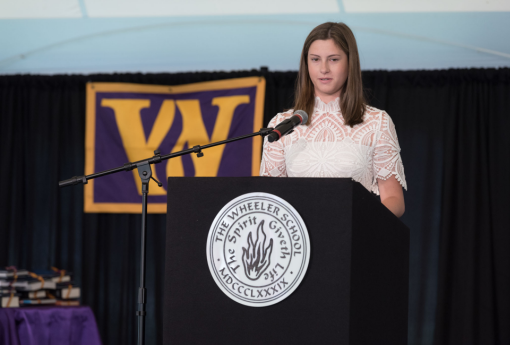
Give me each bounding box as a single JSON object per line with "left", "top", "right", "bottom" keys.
{"left": 101, "top": 95, "right": 249, "bottom": 194}
{"left": 101, "top": 99, "right": 174, "bottom": 195}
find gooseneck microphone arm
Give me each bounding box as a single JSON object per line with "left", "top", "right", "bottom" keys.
{"left": 58, "top": 126, "right": 274, "bottom": 345}
{"left": 266, "top": 110, "right": 309, "bottom": 143}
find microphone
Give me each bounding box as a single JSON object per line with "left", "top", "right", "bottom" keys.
{"left": 267, "top": 110, "right": 308, "bottom": 143}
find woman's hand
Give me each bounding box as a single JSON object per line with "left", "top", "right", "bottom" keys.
{"left": 378, "top": 176, "right": 405, "bottom": 218}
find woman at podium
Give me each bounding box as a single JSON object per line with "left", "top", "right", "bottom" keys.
{"left": 260, "top": 22, "right": 407, "bottom": 218}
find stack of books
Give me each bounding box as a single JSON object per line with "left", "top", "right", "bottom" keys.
{"left": 0, "top": 268, "right": 28, "bottom": 308}
{"left": 0, "top": 267, "right": 81, "bottom": 307}
{"left": 1, "top": 288, "right": 20, "bottom": 308}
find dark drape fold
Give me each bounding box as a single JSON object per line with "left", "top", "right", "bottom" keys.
{"left": 434, "top": 70, "right": 510, "bottom": 345}
{"left": 1, "top": 68, "right": 509, "bottom": 345}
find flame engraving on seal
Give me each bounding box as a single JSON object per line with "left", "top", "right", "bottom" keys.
{"left": 242, "top": 220, "right": 274, "bottom": 280}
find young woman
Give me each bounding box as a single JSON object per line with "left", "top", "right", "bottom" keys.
{"left": 260, "top": 22, "right": 406, "bottom": 218}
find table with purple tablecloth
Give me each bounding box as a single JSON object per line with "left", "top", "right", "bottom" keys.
{"left": 0, "top": 306, "right": 102, "bottom": 345}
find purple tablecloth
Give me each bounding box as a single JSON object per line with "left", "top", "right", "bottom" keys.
{"left": 0, "top": 306, "right": 102, "bottom": 345}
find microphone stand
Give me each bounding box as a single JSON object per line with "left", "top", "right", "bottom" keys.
{"left": 59, "top": 127, "right": 274, "bottom": 345}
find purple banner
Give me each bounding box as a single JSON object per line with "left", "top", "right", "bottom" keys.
{"left": 85, "top": 78, "right": 265, "bottom": 213}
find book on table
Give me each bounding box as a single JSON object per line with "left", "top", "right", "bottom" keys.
{"left": 19, "top": 298, "right": 57, "bottom": 306}
{"left": 53, "top": 283, "right": 80, "bottom": 299}
{"left": 0, "top": 269, "right": 29, "bottom": 279}
{"left": 19, "top": 290, "right": 47, "bottom": 299}
{"left": 9, "top": 276, "right": 57, "bottom": 291}
{"left": 1, "top": 293, "right": 20, "bottom": 308}
{"left": 32, "top": 269, "right": 72, "bottom": 283}
{"left": 55, "top": 299, "right": 80, "bottom": 306}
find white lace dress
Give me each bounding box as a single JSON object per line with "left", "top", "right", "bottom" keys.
{"left": 260, "top": 97, "right": 407, "bottom": 195}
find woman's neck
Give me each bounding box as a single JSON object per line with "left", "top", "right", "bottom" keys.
{"left": 315, "top": 92, "right": 341, "bottom": 104}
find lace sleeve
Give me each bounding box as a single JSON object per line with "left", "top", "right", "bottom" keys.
{"left": 373, "top": 112, "right": 407, "bottom": 190}
{"left": 260, "top": 114, "right": 288, "bottom": 177}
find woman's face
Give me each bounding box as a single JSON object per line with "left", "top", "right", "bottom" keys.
{"left": 307, "top": 39, "right": 348, "bottom": 103}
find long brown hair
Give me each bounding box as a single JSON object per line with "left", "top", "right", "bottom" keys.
{"left": 293, "top": 22, "right": 366, "bottom": 127}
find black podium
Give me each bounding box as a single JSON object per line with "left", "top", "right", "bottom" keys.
{"left": 164, "top": 177, "right": 409, "bottom": 344}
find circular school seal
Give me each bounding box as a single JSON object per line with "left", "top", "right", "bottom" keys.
{"left": 206, "top": 192, "right": 310, "bottom": 307}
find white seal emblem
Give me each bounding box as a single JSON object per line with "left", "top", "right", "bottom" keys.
{"left": 206, "top": 192, "right": 310, "bottom": 307}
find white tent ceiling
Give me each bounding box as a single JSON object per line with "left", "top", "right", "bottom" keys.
{"left": 1, "top": 0, "right": 509, "bottom": 74}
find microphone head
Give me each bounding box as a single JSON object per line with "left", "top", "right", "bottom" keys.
{"left": 293, "top": 110, "right": 309, "bottom": 124}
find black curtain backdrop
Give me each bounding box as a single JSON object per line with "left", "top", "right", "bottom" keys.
{"left": 434, "top": 70, "right": 510, "bottom": 344}
{"left": 1, "top": 68, "right": 509, "bottom": 345}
